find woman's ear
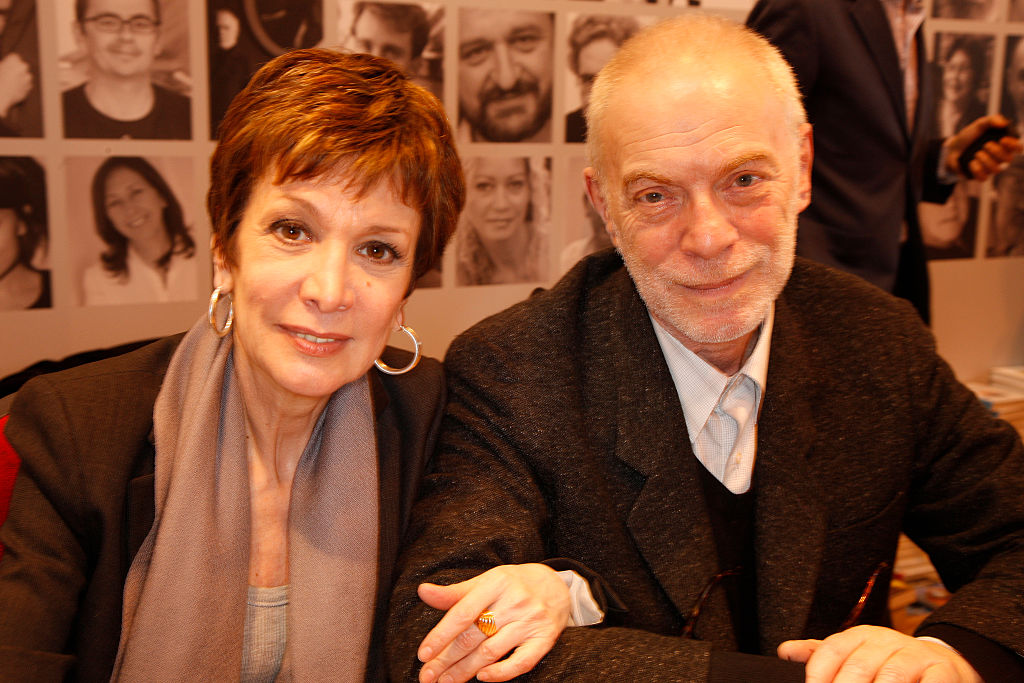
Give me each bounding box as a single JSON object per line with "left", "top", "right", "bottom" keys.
{"left": 211, "top": 235, "right": 233, "bottom": 291}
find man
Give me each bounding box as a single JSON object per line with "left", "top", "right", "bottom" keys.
{"left": 747, "top": 0, "right": 1015, "bottom": 323}
{"left": 989, "top": 157, "right": 1024, "bottom": 256}
{"left": 564, "top": 14, "right": 638, "bottom": 143}
{"left": 387, "top": 14, "right": 1024, "bottom": 683}
{"left": 457, "top": 8, "right": 553, "bottom": 143}
{"left": 344, "top": 1, "right": 430, "bottom": 77}
{"left": 63, "top": 0, "right": 190, "bottom": 139}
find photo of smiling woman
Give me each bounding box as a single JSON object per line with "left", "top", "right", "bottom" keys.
{"left": 61, "top": 0, "right": 191, "bottom": 139}
{"left": 80, "top": 155, "right": 198, "bottom": 305}
{"left": 455, "top": 155, "right": 550, "bottom": 286}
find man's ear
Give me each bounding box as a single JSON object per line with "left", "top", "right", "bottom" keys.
{"left": 797, "top": 122, "right": 814, "bottom": 210}
{"left": 211, "top": 235, "right": 233, "bottom": 291}
{"left": 583, "top": 167, "right": 619, "bottom": 247}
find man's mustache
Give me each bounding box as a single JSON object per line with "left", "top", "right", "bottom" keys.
{"left": 479, "top": 77, "right": 539, "bottom": 108}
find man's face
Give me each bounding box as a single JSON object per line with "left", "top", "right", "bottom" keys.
{"left": 458, "top": 8, "right": 553, "bottom": 142}
{"left": 576, "top": 37, "right": 618, "bottom": 112}
{"left": 585, "top": 61, "right": 811, "bottom": 348}
{"left": 76, "top": 0, "right": 159, "bottom": 80}
{"left": 1006, "top": 40, "right": 1024, "bottom": 120}
{"left": 349, "top": 8, "right": 418, "bottom": 72}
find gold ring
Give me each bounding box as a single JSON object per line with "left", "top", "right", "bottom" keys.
{"left": 474, "top": 610, "right": 498, "bottom": 637}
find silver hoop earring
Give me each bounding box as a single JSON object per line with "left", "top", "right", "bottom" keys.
{"left": 375, "top": 325, "right": 421, "bottom": 375}
{"left": 208, "top": 286, "right": 234, "bottom": 337}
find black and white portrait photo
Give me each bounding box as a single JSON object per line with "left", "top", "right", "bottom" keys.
{"left": 933, "top": 0, "right": 997, "bottom": 20}
{"left": 0, "top": 0, "right": 41, "bottom": 137}
{"left": 67, "top": 155, "right": 200, "bottom": 306}
{"left": 58, "top": 0, "right": 192, "bottom": 140}
{"left": 1003, "top": 35, "right": 1024, "bottom": 126}
{"left": 559, "top": 156, "right": 610, "bottom": 274}
{"left": 244, "top": 0, "right": 321, "bottom": 55}
{"left": 0, "top": 156, "right": 49, "bottom": 310}
{"left": 455, "top": 155, "right": 550, "bottom": 286}
{"left": 457, "top": 8, "right": 553, "bottom": 143}
{"left": 564, "top": 14, "right": 640, "bottom": 143}
{"left": 988, "top": 157, "right": 1024, "bottom": 257}
{"left": 207, "top": 1, "right": 265, "bottom": 138}
{"left": 338, "top": 1, "right": 442, "bottom": 99}
{"left": 919, "top": 33, "right": 993, "bottom": 260}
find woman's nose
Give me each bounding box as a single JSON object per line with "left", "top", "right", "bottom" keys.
{"left": 300, "top": 246, "right": 356, "bottom": 312}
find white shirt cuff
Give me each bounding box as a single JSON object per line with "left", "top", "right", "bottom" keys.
{"left": 557, "top": 569, "right": 605, "bottom": 627}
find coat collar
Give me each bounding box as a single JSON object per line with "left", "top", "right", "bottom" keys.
{"left": 599, "top": 264, "right": 826, "bottom": 649}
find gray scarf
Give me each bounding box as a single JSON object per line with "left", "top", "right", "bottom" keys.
{"left": 111, "top": 317, "right": 379, "bottom": 681}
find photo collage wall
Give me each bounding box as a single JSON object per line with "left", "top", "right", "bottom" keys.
{"left": 0, "top": 0, "right": 1020, "bottom": 372}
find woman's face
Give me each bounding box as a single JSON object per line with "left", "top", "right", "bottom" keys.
{"left": 102, "top": 165, "right": 167, "bottom": 245}
{"left": 0, "top": 208, "right": 21, "bottom": 273}
{"left": 464, "top": 157, "right": 531, "bottom": 244}
{"left": 216, "top": 171, "right": 420, "bottom": 402}
{"left": 943, "top": 48, "right": 975, "bottom": 106}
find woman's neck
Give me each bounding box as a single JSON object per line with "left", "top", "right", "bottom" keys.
{"left": 84, "top": 76, "right": 155, "bottom": 121}
{"left": 0, "top": 262, "right": 41, "bottom": 309}
{"left": 129, "top": 231, "right": 173, "bottom": 271}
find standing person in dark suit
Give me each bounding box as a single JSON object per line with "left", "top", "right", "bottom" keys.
{"left": 746, "top": 0, "right": 1017, "bottom": 323}
{"left": 386, "top": 14, "right": 1024, "bottom": 683}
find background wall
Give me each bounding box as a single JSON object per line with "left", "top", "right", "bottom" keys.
{"left": 1, "top": 0, "right": 1021, "bottom": 385}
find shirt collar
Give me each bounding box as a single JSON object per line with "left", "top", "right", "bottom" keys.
{"left": 650, "top": 304, "right": 774, "bottom": 442}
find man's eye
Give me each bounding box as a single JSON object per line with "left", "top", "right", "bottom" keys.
{"left": 460, "top": 43, "right": 492, "bottom": 66}
{"left": 640, "top": 192, "right": 664, "bottom": 204}
{"left": 509, "top": 33, "right": 541, "bottom": 53}
{"left": 736, "top": 174, "right": 758, "bottom": 187}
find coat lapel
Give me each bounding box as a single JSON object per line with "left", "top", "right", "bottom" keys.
{"left": 602, "top": 270, "right": 736, "bottom": 646}
{"left": 753, "top": 292, "right": 827, "bottom": 652}
{"left": 849, "top": 0, "right": 908, "bottom": 134}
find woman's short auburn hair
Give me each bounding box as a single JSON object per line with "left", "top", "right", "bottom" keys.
{"left": 208, "top": 48, "right": 464, "bottom": 283}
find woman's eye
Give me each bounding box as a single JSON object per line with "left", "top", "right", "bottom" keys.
{"left": 359, "top": 241, "right": 400, "bottom": 263}
{"left": 272, "top": 221, "right": 309, "bottom": 242}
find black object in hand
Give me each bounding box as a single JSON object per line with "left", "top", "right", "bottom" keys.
{"left": 958, "top": 125, "right": 1012, "bottom": 178}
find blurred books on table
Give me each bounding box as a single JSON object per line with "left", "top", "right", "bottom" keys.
{"left": 889, "top": 535, "right": 948, "bottom": 635}
{"left": 966, "top": 365, "right": 1024, "bottom": 438}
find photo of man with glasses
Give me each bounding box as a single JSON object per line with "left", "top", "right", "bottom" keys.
{"left": 63, "top": 0, "right": 190, "bottom": 139}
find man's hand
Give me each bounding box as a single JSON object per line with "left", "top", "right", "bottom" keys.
{"left": 0, "top": 53, "right": 33, "bottom": 118}
{"left": 945, "top": 114, "right": 1023, "bottom": 181}
{"left": 415, "top": 563, "right": 570, "bottom": 683}
{"left": 779, "top": 625, "right": 982, "bottom": 683}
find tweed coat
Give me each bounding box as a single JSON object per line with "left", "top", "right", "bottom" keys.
{"left": 0, "top": 335, "right": 445, "bottom": 683}
{"left": 747, "top": 0, "right": 954, "bottom": 322}
{"left": 386, "top": 251, "right": 1024, "bottom": 681}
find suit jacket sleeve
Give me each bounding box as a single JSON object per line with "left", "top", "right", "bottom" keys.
{"left": 747, "top": 0, "right": 820, "bottom": 96}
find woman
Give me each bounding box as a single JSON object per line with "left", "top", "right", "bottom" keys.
{"left": 82, "top": 156, "right": 198, "bottom": 305}
{"left": 0, "top": 156, "right": 49, "bottom": 310}
{"left": 935, "top": 36, "right": 988, "bottom": 139}
{"left": 455, "top": 156, "right": 550, "bottom": 286}
{"left": 0, "top": 50, "right": 568, "bottom": 681}
{"left": 920, "top": 35, "right": 988, "bottom": 259}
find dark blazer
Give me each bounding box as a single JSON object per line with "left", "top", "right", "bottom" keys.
{"left": 387, "top": 250, "right": 1024, "bottom": 681}
{"left": 747, "top": 0, "right": 954, "bottom": 322}
{"left": 0, "top": 335, "right": 445, "bottom": 683}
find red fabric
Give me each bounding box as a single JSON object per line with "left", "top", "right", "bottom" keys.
{"left": 0, "top": 414, "right": 22, "bottom": 562}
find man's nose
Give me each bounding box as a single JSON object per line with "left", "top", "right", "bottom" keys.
{"left": 491, "top": 44, "right": 518, "bottom": 91}
{"left": 680, "top": 194, "right": 739, "bottom": 259}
